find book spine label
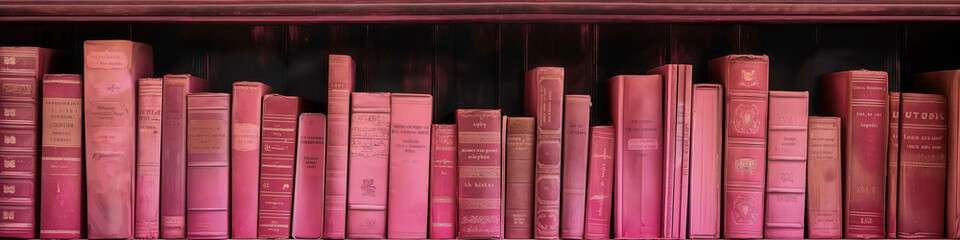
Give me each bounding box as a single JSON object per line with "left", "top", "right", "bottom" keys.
{"left": 160, "top": 75, "right": 207, "bottom": 238}
{"left": 886, "top": 92, "right": 899, "bottom": 238}
{"left": 806, "top": 117, "right": 843, "bottom": 239}
{"left": 257, "top": 94, "right": 301, "bottom": 238}
{"left": 504, "top": 117, "right": 535, "bottom": 239}
{"left": 135, "top": 78, "right": 162, "bottom": 238}
{"left": 39, "top": 74, "right": 83, "bottom": 239}
{"left": 897, "top": 93, "right": 947, "bottom": 238}
{"left": 324, "top": 54, "right": 354, "bottom": 239}
{"left": 230, "top": 81, "right": 270, "bottom": 238}
{"left": 346, "top": 92, "right": 390, "bottom": 239}
{"left": 386, "top": 94, "right": 433, "bottom": 239}
{"left": 456, "top": 109, "right": 502, "bottom": 238}
{"left": 764, "top": 91, "right": 809, "bottom": 239}
{"left": 688, "top": 84, "right": 723, "bottom": 239}
{"left": 526, "top": 67, "right": 564, "bottom": 239}
{"left": 583, "top": 126, "right": 615, "bottom": 239}
{"left": 560, "top": 95, "right": 590, "bottom": 239}
{"left": 292, "top": 113, "right": 327, "bottom": 238}
{"left": 429, "top": 124, "right": 458, "bottom": 239}
{"left": 185, "top": 93, "right": 230, "bottom": 239}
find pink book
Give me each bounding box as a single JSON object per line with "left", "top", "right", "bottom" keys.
{"left": 185, "top": 93, "right": 230, "bottom": 239}
{"left": 504, "top": 117, "right": 535, "bottom": 239}
{"left": 648, "top": 64, "right": 693, "bottom": 239}
{"left": 610, "top": 75, "right": 663, "bottom": 238}
{"left": 456, "top": 109, "right": 502, "bottom": 238}
{"left": 135, "top": 77, "right": 162, "bottom": 239}
{"left": 160, "top": 74, "right": 208, "bottom": 238}
{"left": 230, "top": 81, "right": 272, "bottom": 238}
{"left": 886, "top": 92, "right": 900, "bottom": 239}
{"left": 897, "top": 93, "right": 947, "bottom": 238}
{"left": 346, "top": 92, "right": 391, "bottom": 238}
{"left": 39, "top": 74, "right": 83, "bottom": 239}
{"left": 257, "top": 94, "right": 302, "bottom": 238}
{"left": 913, "top": 70, "right": 960, "bottom": 238}
{"left": 325, "top": 54, "right": 355, "bottom": 239}
{"left": 84, "top": 40, "right": 152, "bottom": 239}
{"left": 688, "top": 83, "right": 723, "bottom": 239}
{"left": 292, "top": 113, "right": 327, "bottom": 238}
{"left": 806, "top": 117, "right": 843, "bottom": 239}
{"left": 764, "top": 91, "right": 809, "bottom": 239}
{"left": 387, "top": 94, "right": 433, "bottom": 239}
{"left": 583, "top": 126, "right": 615, "bottom": 239}
{"left": 429, "top": 124, "right": 458, "bottom": 239}
{"left": 525, "top": 67, "right": 564, "bottom": 239}
{"left": 709, "top": 55, "right": 769, "bottom": 238}
{"left": 560, "top": 95, "right": 590, "bottom": 239}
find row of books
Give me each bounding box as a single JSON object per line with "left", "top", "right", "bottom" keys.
{"left": 1, "top": 40, "right": 960, "bottom": 239}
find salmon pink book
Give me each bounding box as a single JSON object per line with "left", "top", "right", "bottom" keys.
{"left": 648, "top": 64, "right": 693, "bottom": 239}
{"left": 525, "top": 67, "right": 564, "bottom": 239}
{"left": 560, "top": 95, "right": 590, "bottom": 239}
{"left": 913, "top": 70, "right": 960, "bottom": 238}
{"left": 897, "top": 93, "right": 947, "bottom": 238}
{"left": 160, "top": 74, "right": 208, "bottom": 238}
{"left": 456, "top": 109, "right": 502, "bottom": 239}
{"left": 688, "top": 83, "right": 723, "bottom": 239}
{"left": 135, "top": 77, "right": 162, "bottom": 239}
{"left": 346, "top": 92, "right": 391, "bottom": 238}
{"left": 39, "top": 74, "right": 83, "bottom": 239}
{"left": 583, "top": 126, "right": 614, "bottom": 239}
{"left": 806, "top": 117, "right": 843, "bottom": 239}
{"left": 504, "top": 117, "right": 535, "bottom": 239}
{"left": 325, "top": 54, "right": 355, "bottom": 239}
{"left": 387, "top": 93, "right": 433, "bottom": 239}
{"left": 292, "top": 113, "right": 326, "bottom": 239}
{"left": 185, "top": 93, "right": 230, "bottom": 239}
{"left": 429, "top": 124, "right": 458, "bottom": 239}
{"left": 764, "top": 91, "right": 809, "bottom": 239}
{"left": 230, "top": 81, "right": 271, "bottom": 238}
{"left": 886, "top": 92, "right": 900, "bottom": 238}
{"left": 257, "top": 94, "right": 302, "bottom": 238}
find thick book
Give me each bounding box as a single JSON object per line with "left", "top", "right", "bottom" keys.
{"left": 886, "top": 92, "right": 900, "bottom": 239}
{"left": 185, "top": 93, "right": 230, "bottom": 239}
{"left": 292, "top": 113, "right": 327, "bottom": 239}
{"left": 160, "top": 74, "right": 208, "bottom": 238}
{"left": 763, "top": 91, "right": 809, "bottom": 239}
{"left": 257, "top": 94, "right": 302, "bottom": 238}
{"left": 525, "top": 67, "right": 564, "bottom": 239}
{"left": 583, "top": 126, "right": 615, "bottom": 240}
{"left": 387, "top": 93, "right": 433, "bottom": 239}
{"left": 806, "top": 116, "right": 843, "bottom": 239}
{"left": 504, "top": 117, "right": 535, "bottom": 239}
{"left": 429, "top": 124, "right": 458, "bottom": 239}
{"left": 912, "top": 70, "right": 960, "bottom": 238}
{"left": 648, "top": 64, "right": 693, "bottom": 239}
{"left": 230, "top": 81, "right": 271, "bottom": 238}
{"left": 688, "top": 83, "right": 723, "bottom": 239}
{"left": 709, "top": 54, "right": 769, "bottom": 238}
{"left": 820, "top": 70, "right": 889, "bottom": 238}
{"left": 609, "top": 74, "right": 663, "bottom": 238}
{"left": 135, "top": 77, "right": 162, "bottom": 239}
{"left": 83, "top": 40, "right": 152, "bottom": 239}
{"left": 39, "top": 74, "right": 83, "bottom": 239}
{"left": 897, "top": 93, "right": 947, "bottom": 238}
{"left": 456, "top": 109, "right": 502, "bottom": 239}
{"left": 325, "top": 54, "right": 355, "bottom": 239}
{"left": 560, "top": 95, "right": 591, "bottom": 239}
{"left": 346, "top": 92, "right": 391, "bottom": 238}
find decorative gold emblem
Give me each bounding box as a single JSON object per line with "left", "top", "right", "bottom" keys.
{"left": 3, "top": 56, "right": 15, "bottom": 65}
{"left": 282, "top": 184, "right": 290, "bottom": 190}
{"left": 3, "top": 108, "right": 13, "bottom": 117}
{"left": 733, "top": 104, "right": 760, "bottom": 134}
{"left": 3, "top": 135, "right": 15, "bottom": 144}
{"left": 3, "top": 160, "right": 14, "bottom": 168}
{"left": 740, "top": 69, "right": 758, "bottom": 87}
{"left": 732, "top": 195, "right": 759, "bottom": 225}
{"left": 2, "top": 185, "right": 14, "bottom": 194}
{"left": 736, "top": 158, "right": 757, "bottom": 171}
{"left": 2, "top": 211, "right": 13, "bottom": 220}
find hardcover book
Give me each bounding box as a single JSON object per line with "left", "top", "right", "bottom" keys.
{"left": 346, "top": 92, "right": 391, "bottom": 239}
{"left": 897, "top": 93, "right": 947, "bottom": 238}
{"left": 504, "top": 117, "right": 535, "bottom": 239}
{"left": 160, "top": 74, "right": 208, "bottom": 238}
{"left": 325, "top": 54, "right": 355, "bottom": 239}
{"left": 456, "top": 109, "right": 502, "bottom": 239}
{"left": 135, "top": 77, "right": 162, "bottom": 239}
{"left": 560, "top": 95, "right": 591, "bottom": 239}
{"left": 39, "top": 74, "right": 83, "bottom": 239}
{"left": 886, "top": 92, "right": 900, "bottom": 239}
{"left": 688, "top": 83, "right": 723, "bottom": 239}
{"left": 387, "top": 93, "right": 433, "bottom": 239}
{"left": 257, "top": 94, "right": 302, "bottom": 238}
{"left": 648, "top": 64, "right": 693, "bottom": 239}
{"left": 525, "top": 67, "right": 564, "bottom": 239}
{"left": 429, "top": 124, "right": 458, "bottom": 239}
{"left": 185, "top": 93, "right": 230, "bottom": 239}
{"left": 806, "top": 117, "right": 843, "bottom": 239}
{"left": 913, "top": 70, "right": 960, "bottom": 238}
{"left": 763, "top": 91, "right": 809, "bottom": 239}
{"left": 230, "top": 81, "right": 272, "bottom": 238}
{"left": 292, "top": 113, "right": 327, "bottom": 239}
{"left": 583, "top": 126, "right": 615, "bottom": 240}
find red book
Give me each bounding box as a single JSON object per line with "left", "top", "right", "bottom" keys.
{"left": 325, "top": 54, "right": 355, "bottom": 239}
{"left": 709, "top": 54, "right": 769, "bottom": 238}
{"left": 583, "top": 126, "right": 614, "bottom": 239}
{"left": 912, "top": 70, "right": 960, "bottom": 238}
{"left": 160, "top": 74, "right": 208, "bottom": 238}
{"left": 185, "top": 93, "right": 230, "bottom": 239}
{"left": 135, "top": 77, "right": 162, "bottom": 239}
{"left": 39, "top": 74, "right": 83, "bottom": 239}
{"left": 230, "top": 81, "right": 271, "bottom": 238}
{"left": 504, "top": 117, "right": 535, "bottom": 239}
{"left": 456, "top": 109, "right": 502, "bottom": 238}
{"left": 525, "top": 67, "right": 564, "bottom": 239}
{"left": 648, "top": 64, "right": 693, "bottom": 239}
{"left": 886, "top": 92, "right": 900, "bottom": 239}
{"left": 346, "top": 92, "right": 391, "bottom": 238}
{"left": 897, "top": 93, "right": 947, "bottom": 238}
{"left": 83, "top": 40, "right": 152, "bottom": 239}
{"left": 609, "top": 74, "right": 663, "bottom": 238}
{"left": 820, "top": 70, "right": 889, "bottom": 238}
{"left": 292, "top": 113, "right": 327, "bottom": 238}
{"left": 688, "top": 83, "right": 723, "bottom": 239}
{"left": 429, "top": 124, "right": 458, "bottom": 239}
{"left": 387, "top": 93, "right": 433, "bottom": 239}
{"left": 806, "top": 116, "right": 843, "bottom": 239}
{"left": 764, "top": 91, "right": 809, "bottom": 239}
{"left": 560, "top": 95, "right": 590, "bottom": 239}
{"left": 257, "top": 94, "right": 302, "bottom": 238}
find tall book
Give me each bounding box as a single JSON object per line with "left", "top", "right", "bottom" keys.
{"left": 185, "top": 93, "right": 230, "bottom": 239}
{"left": 39, "top": 74, "right": 83, "bottom": 239}
{"left": 583, "top": 126, "right": 615, "bottom": 240}
{"left": 292, "top": 113, "right": 326, "bottom": 239}
{"left": 709, "top": 54, "right": 769, "bottom": 238}
{"left": 764, "top": 91, "right": 809, "bottom": 239}
{"left": 325, "top": 54, "right": 355, "bottom": 239}
{"left": 886, "top": 92, "right": 900, "bottom": 239}
{"left": 609, "top": 74, "right": 663, "bottom": 238}
{"left": 504, "top": 117, "right": 535, "bottom": 239}
{"left": 456, "top": 109, "right": 502, "bottom": 238}
{"left": 806, "top": 116, "right": 843, "bottom": 239}
{"left": 346, "top": 92, "right": 391, "bottom": 238}
{"left": 429, "top": 124, "right": 458, "bottom": 238}
{"left": 257, "top": 94, "right": 302, "bottom": 238}
{"left": 648, "top": 64, "right": 694, "bottom": 239}
{"left": 160, "top": 74, "right": 208, "bottom": 238}
{"left": 897, "top": 93, "right": 947, "bottom": 238}
{"left": 820, "top": 70, "right": 889, "bottom": 238}
{"left": 135, "top": 77, "right": 162, "bottom": 238}
{"left": 912, "top": 70, "right": 960, "bottom": 238}
{"left": 560, "top": 95, "right": 591, "bottom": 239}
{"left": 83, "top": 40, "right": 152, "bottom": 238}
{"left": 387, "top": 93, "right": 433, "bottom": 239}
{"left": 525, "top": 67, "right": 564, "bottom": 239}
{"left": 230, "top": 81, "right": 271, "bottom": 238}
{"left": 688, "top": 83, "right": 723, "bottom": 239}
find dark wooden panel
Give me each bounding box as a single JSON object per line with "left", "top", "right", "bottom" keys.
{"left": 902, "top": 23, "right": 960, "bottom": 93}
{"left": 284, "top": 24, "right": 366, "bottom": 112}
{"left": 498, "top": 24, "right": 526, "bottom": 117}
{"left": 596, "top": 23, "right": 667, "bottom": 125}
{"left": 739, "top": 24, "right": 817, "bottom": 92}
{"left": 136, "top": 24, "right": 209, "bottom": 86}
{"left": 435, "top": 24, "right": 499, "bottom": 123}
{"left": 669, "top": 23, "right": 739, "bottom": 84}
{"left": 365, "top": 24, "right": 434, "bottom": 94}
{"left": 527, "top": 23, "right": 595, "bottom": 96}
{"left": 205, "top": 25, "right": 286, "bottom": 94}
{"left": 808, "top": 24, "right": 901, "bottom": 114}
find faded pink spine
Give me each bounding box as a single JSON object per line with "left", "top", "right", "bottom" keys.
{"left": 324, "top": 54, "right": 354, "bottom": 239}
{"left": 763, "top": 91, "right": 809, "bottom": 239}
{"left": 135, "top": 77, "right": 162, "bottom": 239}
{"left": 229, "top": 81, "right": 271, "bottom": 238}
{"left": 525, "top": 67, "right": 564, "bottom": 239}
{"left": 257, "top": 94, "right": 302, "bottom": 238}
{"left": 688, "top": 84, "right": 723, "bottom": 239}
{"left": 560, "top": 95, "right": 591, "bottom": 239}
{"left": 292, "top": 113, "right": 327, "bottom": 238}
{"left": 387, "top": 94, "right": 433, "bottom": 239}
{"left": 39, "top": 74, "right": 83, "bottom": 239}
{"left": 456, "top": 109, "right": 503, "bottom": 239}
{"left": 583, "top": 126, "right": 614, "bottom": 239}
{"left": 345, "top": 92, "right": 391, "bottom": 239}
{"left": 160, "top": 74, "right": 208, "bottom": 239}
{"left": 429, "top": 124, "right": 458, "bottom": 238}
{"left": 185, "top": 93, "right": 230, "bottom": 239}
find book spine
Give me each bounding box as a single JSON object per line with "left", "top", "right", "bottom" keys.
{"left": 135, "top": 77, "right": 162, "bottom": 238}
{"left": 504, "top": 117, "right": 535, "bottom": 239}
{"left": 886, "top": 92, "right": 900, "bottom": 239}
{"left": 257, "top": 94, "right": 301, "bottom": 238}
{"left": 185, "top": 93, "right": 230, "bottom": 239}
{"left": 526, "top": 67, "right": 564, "bottom": 239}
{"left": 763, "top": 91, "right": 809, "bottom": 239}
{"left": 806, "top": 117, "right": 843, "bottom": 239}
{"left": 346, "top": 92, "right": 391, "bottom": 239}
{"left": 583, "top": 126, "right": 615, "bottom": 239}
{"left": 291, "top": 113, "right": 327, "bottom": 238}
{"left": 230, "top": 81, "right": 271, "bottom": 238}
{"left": 913, "top": 71, "right": 960, "bottom": 238}
{"left": 560, "top": 95, "right": 590, "bottom": 239}
{"left": 648, "top": 64, "right": 683, "bottom": 239}
{"left": 677, "top": 65, "right": 693, "bottom": 239}
{"left": 456, "top": 109, "right": 502, "bottom": 238}
{"left": 387, "top": 94, "right": 433, "bottom": 239}
{"left": 160, "top": 74, "right": 208, "bottom": 238}
{"left": 897, "top": 93, "right": 947, "bottom": 238}
{"left": 688, "top": 83, "right": 723, "bottom": 239}
{"left": 324, "top": 54, "right": 354, "bottom": 239}
{"left": 39, "top": 74, "right": 83, "bottom": 239}
{"left": 429, "top": 124, "right": 458, "bottom": 239}
{"left": 83, "top": 40, "right": 152, "bottom": 239}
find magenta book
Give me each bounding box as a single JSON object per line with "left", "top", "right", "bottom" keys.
{"left": 160, "top": 74, "right": 208, "bottom": 238}
{"left": 560, "top": 95, "right": 590, "bottom": 239}
{"left": 229, "top": 81, "right": 271, "bottom": 238}
{"left": 806, "top": 117, "right": 843, "bottom": 239}
{"left": 292, "top": 113, "right": 327, "bottom": 239}
{"left": 257, "top": 94, "right": 302, "bottom": 238}
{"left": 648, "top": 64, "right": 693, "bottom": 239}
{"left": 688, "top": 83, "right": 723, "bottom": 239}
{"left": 912, "top": 70, "right": 960, "bottom": 238}
{"left": 429, "top": 124, "right": 458, "bottom": 239}
{"left": 456, "top": 109, "right": 502, "bottom": 239}
{"left": 583, "top": 126, "right": 614, "bottom": 239}
{"left": 83, "top": 40, "right": 152, "bottom": 239}
{"left": 325, "top": 54, "right": 355, "bottom": 239}
{"left": 387, "top": 93, "right": 433, "bottom": 239}
{"left": 887, "top": 92, "right": 900, "bottom": 238}
{"left": 525, "top": 67, "right": 564, "bottom": 239}
{"left": 185, "top": 93, "right": 230, "bottom": 239}
{"left": 504, "top": 117, "right": 535, "bottom": 239}
{"left": 764, "top": 91, "right": 809, "bottom": 239}
{"left": 135, "top": 77, "right": 162, "bottom": 238}
{"left": 897, "top": 93, "right": 947, "bottom": 238}
{"left": 346, "top": 92, "right": 391, "bottom": 238}
{"left": 610, "top": 74, "right": 662, "bottom": 238}
{"left": 39, "top": 74, "right": 83, "bottom": 239}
